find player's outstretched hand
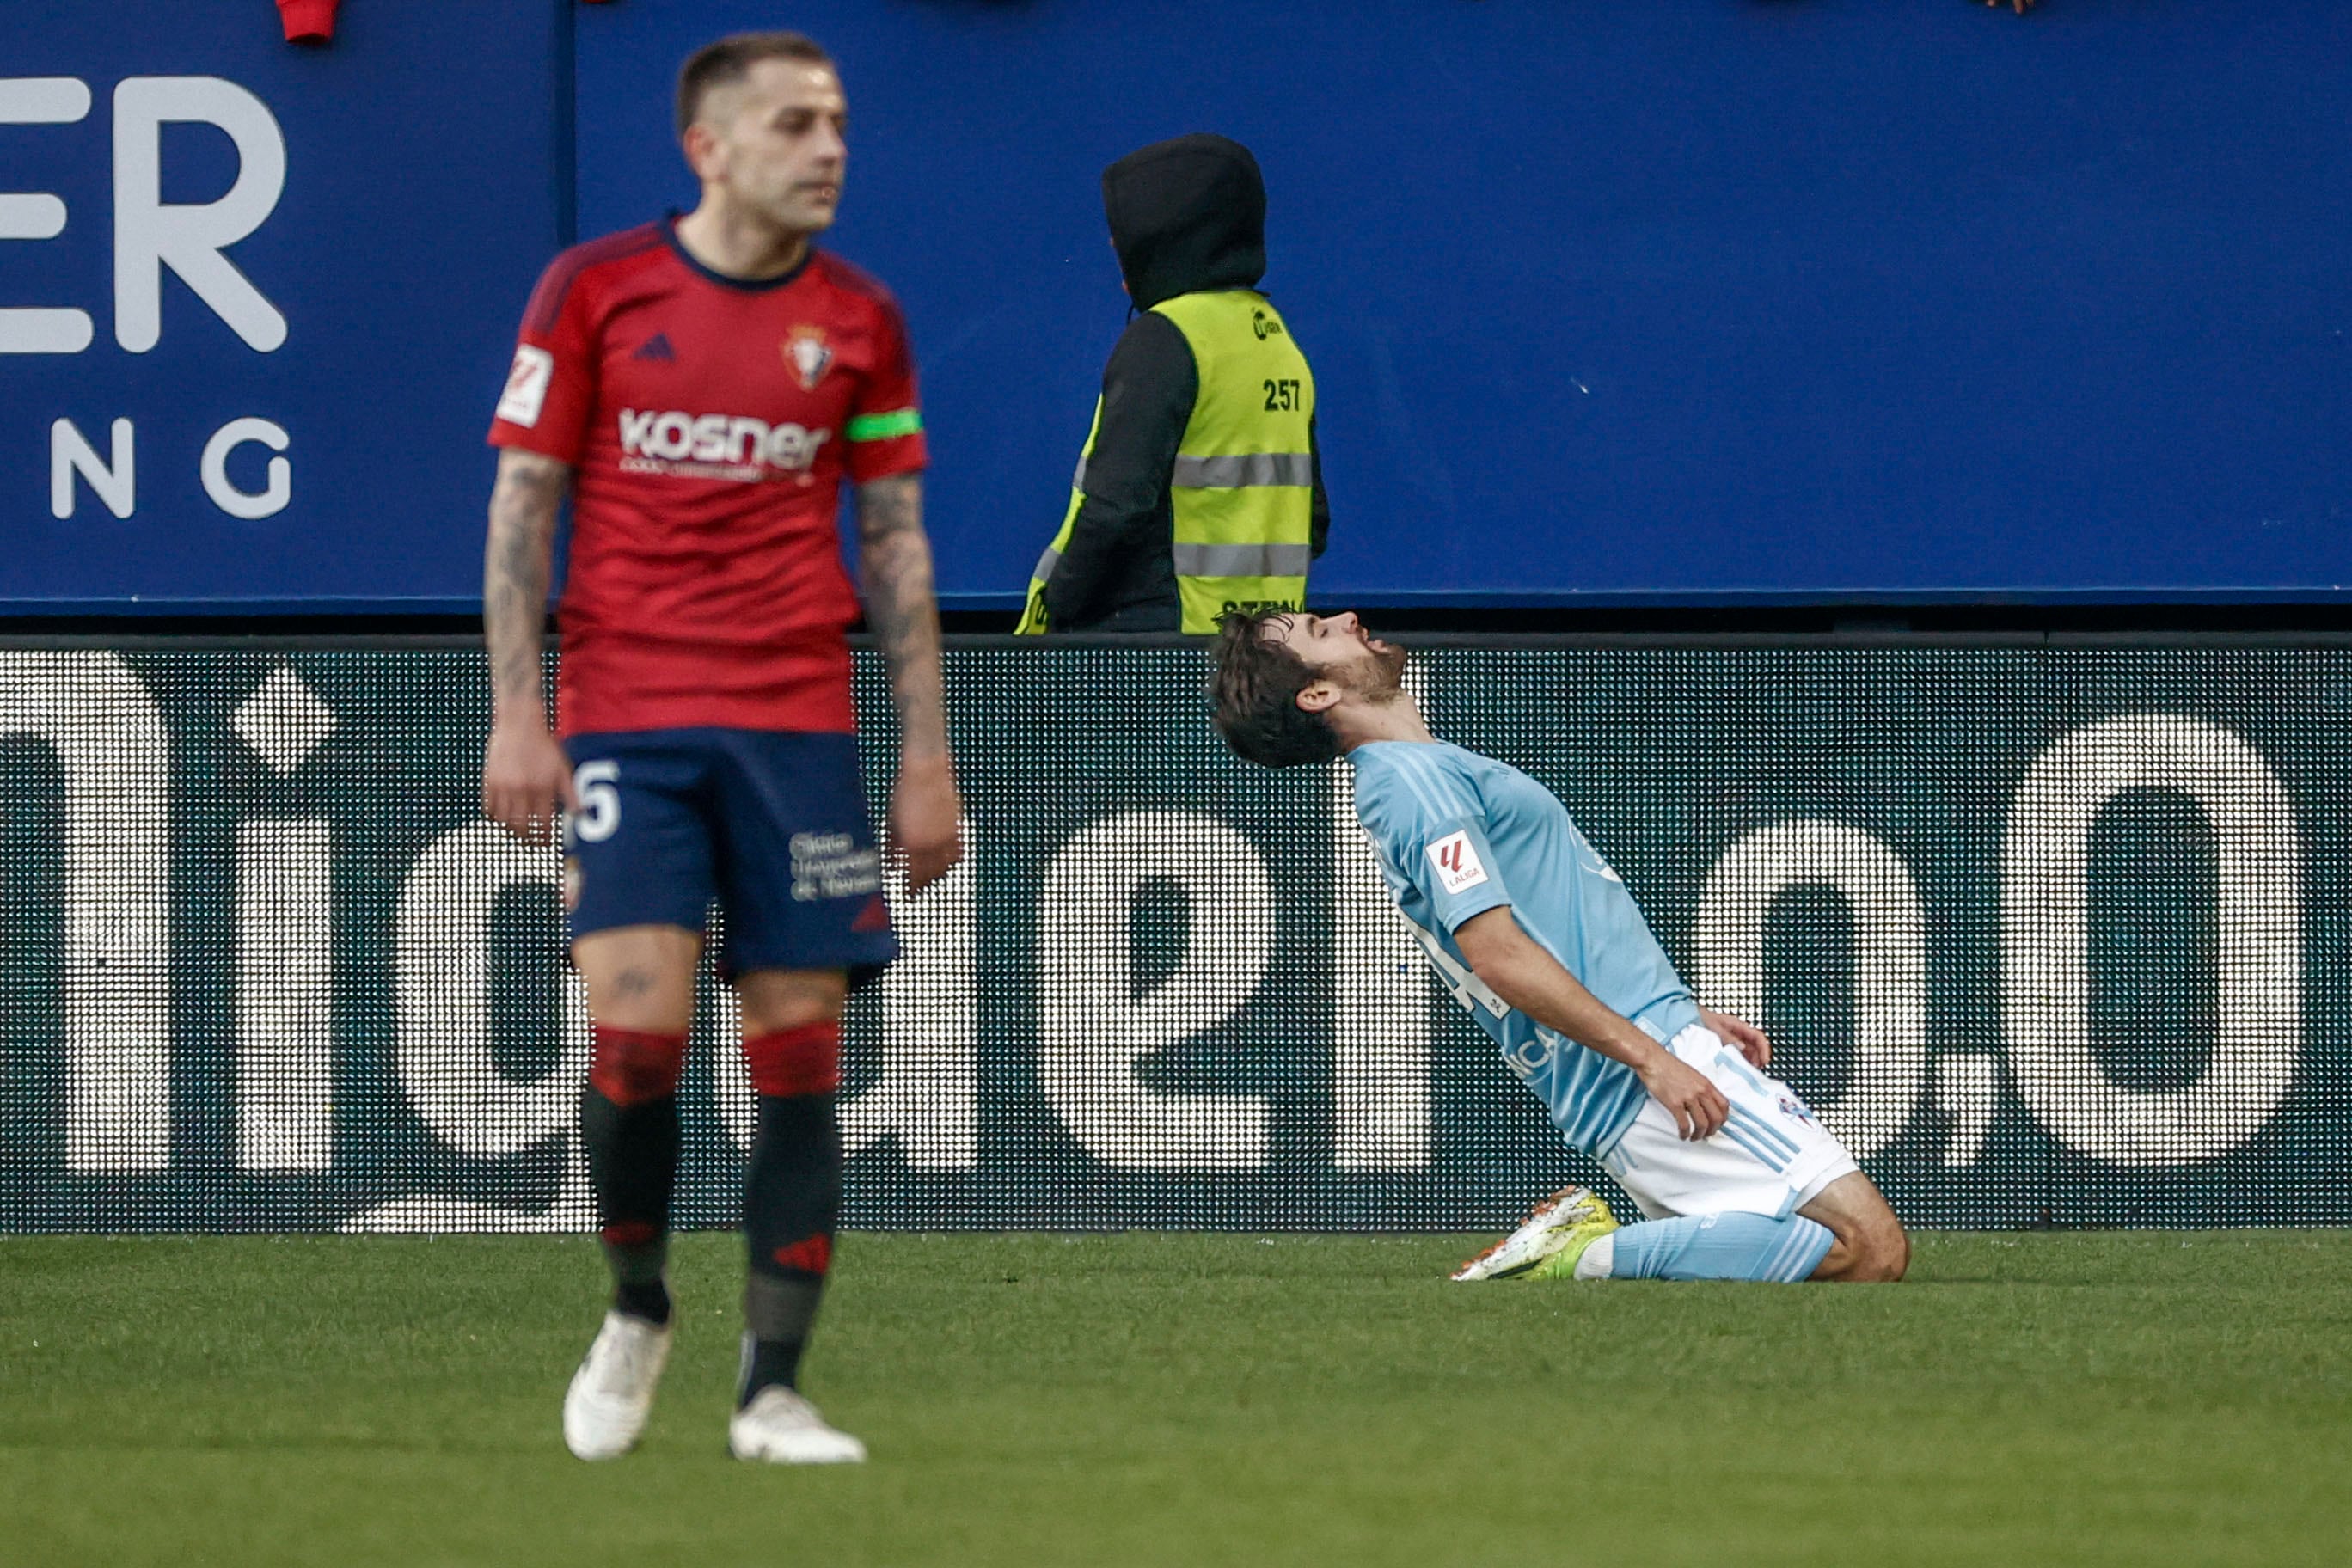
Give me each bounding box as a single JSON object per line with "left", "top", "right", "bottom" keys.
{"left": 1700, "top": 1009, "right": 1772, "bottom": 1070}
{"left": 889, "top": 753, "right": 965, "bottom": 896}
{"left": 482, "top": 716, "right": 578, "bottom": 845}
{"left": 1637, "top": 1053, "right": 1730, "bottom": 1142}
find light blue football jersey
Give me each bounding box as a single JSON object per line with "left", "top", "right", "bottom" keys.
{"left": 1349, "top": 738, "right": 1700, "bottom": 1157}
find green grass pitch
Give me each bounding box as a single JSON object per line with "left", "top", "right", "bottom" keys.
{"left": 3, "top": 1231, "right": 2348, "bottom": 1566}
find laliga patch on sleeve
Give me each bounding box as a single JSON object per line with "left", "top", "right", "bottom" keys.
{"left": 496, "top": 345, "right": 554, "bottom": 427}
{"left": 1426, "top": 830, "right": 1490, "bottom": 895}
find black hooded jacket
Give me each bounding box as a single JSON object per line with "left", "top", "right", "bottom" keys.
{"left": 1040, "top": 134, "right": 1329, "bottom": 632}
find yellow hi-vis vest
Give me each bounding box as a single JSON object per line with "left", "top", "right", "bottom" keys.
{"left": 1015, "top": 290, "right": 1315, "bottom": 634}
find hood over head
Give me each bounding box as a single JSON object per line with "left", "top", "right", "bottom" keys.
{"left": 1101, "top": 133, "right": 1266, "bottom": 310}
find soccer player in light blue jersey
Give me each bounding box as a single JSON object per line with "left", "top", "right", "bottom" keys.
{"left": 1209, "top": 609, "right": 1909, "bottom": 1283}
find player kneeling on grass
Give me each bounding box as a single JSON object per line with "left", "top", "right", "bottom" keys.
{"left": 1210, "top": 609, "right": 1908, "bottom": 1283}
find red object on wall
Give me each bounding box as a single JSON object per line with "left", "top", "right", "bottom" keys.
{"left": 279, "top": 0, "right": 339, "bottom": 42}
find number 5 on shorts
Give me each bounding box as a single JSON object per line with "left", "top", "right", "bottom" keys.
{"left": 573, "top": 759, "right": 621, "bottom": 842}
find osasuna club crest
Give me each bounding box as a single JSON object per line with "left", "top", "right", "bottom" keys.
{"left": 785, "top": 327, "right": 834, "bottom": 390}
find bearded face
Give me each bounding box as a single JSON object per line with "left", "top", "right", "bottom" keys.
{"left": 1251, "top": 611, "right": 1406, "bottom": 709}
{"left": 1331, "top": 640, "right": 1409, "bottom": 701}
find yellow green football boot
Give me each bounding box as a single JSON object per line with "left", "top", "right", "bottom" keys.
{"left": 1451, "top": 1186, "right": 1620, "bottom": 1281}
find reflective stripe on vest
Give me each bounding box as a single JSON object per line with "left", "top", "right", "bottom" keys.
{"left": 1171, "top": 452, "right": 1314, "bottom": 488}
{"left": 1018, "top": 290, "right": 1314, "bottom": 634}
{"left": 1170, "top": 542, "right": 1314, "bottom": 576}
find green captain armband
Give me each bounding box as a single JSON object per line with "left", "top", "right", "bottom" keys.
{"left": 846, "top": 409, "right": 923, "bottom": 442}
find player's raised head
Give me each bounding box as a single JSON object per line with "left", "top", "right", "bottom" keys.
{"left": 1211, "top": 609, "right": 1338, "bottom": 768}
{"left": 677, "top": 32, "right": 847, "bottom": 235}
{"left": 1212, "top": 607, "right": 1407, "bottom": 768}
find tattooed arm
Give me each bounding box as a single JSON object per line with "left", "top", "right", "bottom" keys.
{"left": 855, "top": 471, "right": 964, "bottom": 892}
{"left": 480, "top": 447, "right": 578, "bottom": 842}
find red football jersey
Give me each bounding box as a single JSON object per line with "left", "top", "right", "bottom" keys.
{"left": 488, "top": 219, "right": 927, "bottom": 736}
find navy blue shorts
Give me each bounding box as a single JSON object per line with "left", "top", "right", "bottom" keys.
{"left": 561, "top": 728, "right": 898, "bottom": 983}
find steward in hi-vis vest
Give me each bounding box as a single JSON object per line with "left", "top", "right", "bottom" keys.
{"left": 1015, "top": 134, "right": 1328, "bottom": 634}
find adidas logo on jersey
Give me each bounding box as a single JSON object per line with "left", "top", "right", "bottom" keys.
{"left": 616, "top": 407, "right": 831, "bottom": 477}
{"left": 631, "top": 334, "right": 677, "bottom": 362}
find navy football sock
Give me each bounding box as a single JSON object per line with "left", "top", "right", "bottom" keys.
{"left": 581, "top": 1027, "right": 688, "bottom": 1326}
{"left": 738, "top": 1024, "right": 843, "bottom": 1406}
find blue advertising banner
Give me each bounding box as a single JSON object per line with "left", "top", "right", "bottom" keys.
{"left": 575, "top": 0, "right": 2352, "bottom": 609}
{"left": 0, "top": 0, "right": 563, "bottom": 611}
{"left": 6, "top": 2, "right": 2349, "bottom": 611}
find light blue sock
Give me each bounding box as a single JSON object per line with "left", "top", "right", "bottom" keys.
{"left": 1589, "top": 1212, "right": 1833, "bottom": 1283}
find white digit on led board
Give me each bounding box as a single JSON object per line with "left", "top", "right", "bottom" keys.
{"left": 1690, "top": 818, "right": 1927, "bottom": 1160}
{"left": 2002, "top": 714, "right": 2300, "bottom": 1167}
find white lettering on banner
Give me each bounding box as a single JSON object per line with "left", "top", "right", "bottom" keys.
{"left": 50, "top": 418, "right": 134, "bottom": 518}
{"left": 716, "top": 826, "right": 980, "bottom": 1169}
{"left": 617, "top": 407, "right": 830, "bottom": 478}
{"left": 1690, "top": 818, "right": 1928, "bottom": 1161}
{"left": 1933, "top": 1057, "right": 2000, "bottom": 1168}
{"left": 228, "top": 665, "right": 338, "bottom": 1174}
{"left": 711, "top": 983, "right": 749, "bottom": 1143}
{"left": 0, "top": 646, "right": 2318, "bottom": 1204}
{"left": 1332, "top": 659, "right": 1430, "bottom": 1169}
{"left": 0, "top": 653, "right": 171, "bottom": 1173}
{"left": 200, "top": 417, "right": 290, "bottom": 519}
{"left": 0, "top": 77, "right": 96, "bottom": 354}
{"left": 2002, "top": 714, "right": 2301, "bottom": 1167}
{"left": 1038, "top": 812, "right": 1272, "bottom": 1169}
{"left": 391, "top": 822, "right": 589, "bottom": 1161}
{"left": 494, "top": 346, "right": 553, "bottom": 428}
{"left": 236, "top": 819, "right": 333, "bottom": 1173}
{"left": 345, "top": 822, "right": 591, "bottom": 1232}
{"left": 7, "top": 79, "right": 299, "bottom": 540}
{"left": 113, "top": 77, "right": 286, "bottom": 352}
{"left": 861, "top": 839, "right": 977, "bottom": 1167}
{"left": 48, "top": 416, "right": 297, "bottom": 522}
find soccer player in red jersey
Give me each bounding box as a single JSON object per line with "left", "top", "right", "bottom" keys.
{"left": 479, "top": 31, "right": 962, "bottom": 1466}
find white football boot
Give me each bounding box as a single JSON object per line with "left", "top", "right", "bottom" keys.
{"left": 728, "top": 1387, "right": 868, "bottom": 1465}
{"left": 562, "top": 1310, "right": 672, "bottom": 1460}
{"left": 1451, "top": 1185, "right": 1619, "bottom": 1280}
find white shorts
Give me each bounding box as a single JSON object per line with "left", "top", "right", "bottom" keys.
{"left": 1597, "top": 1024, "right": 1859, "bottom": 1222}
